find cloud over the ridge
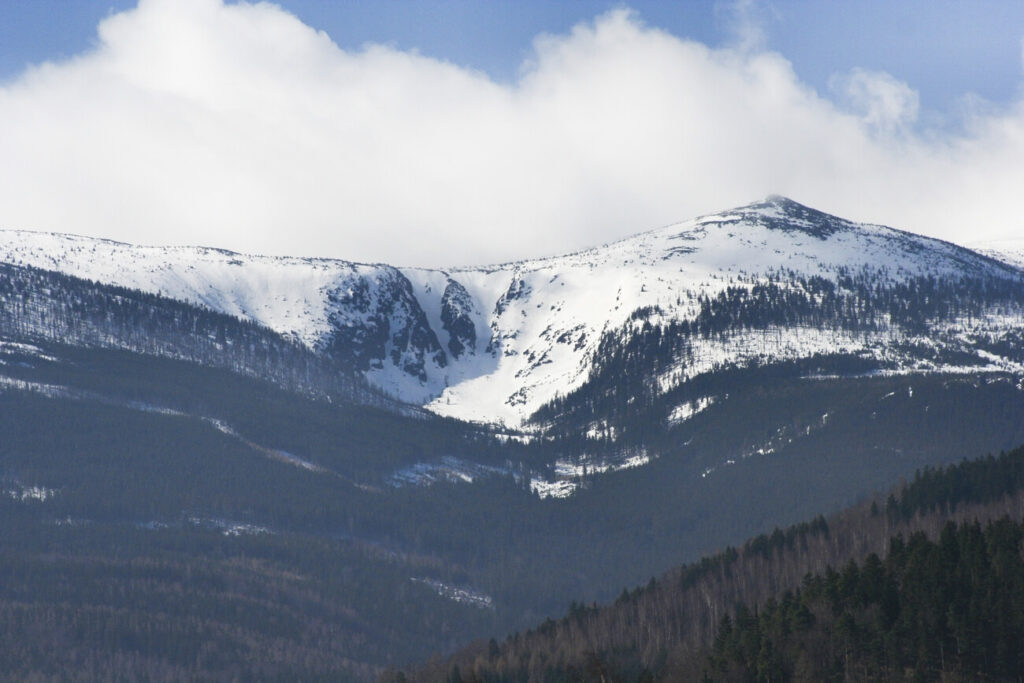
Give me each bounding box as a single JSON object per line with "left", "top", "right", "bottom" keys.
{"left": 0, "top": 0, "right": 1022, "bottom": 267}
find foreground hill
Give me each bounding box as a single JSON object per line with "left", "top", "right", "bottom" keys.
{"left": 407, "top": 445, "right": 1024, "bottom": 681}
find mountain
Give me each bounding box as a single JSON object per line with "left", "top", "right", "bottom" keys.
{"left": 3, "top": 196, "right": 1023, "bottom": 431}
{"left": 4, "top": 198, "right": 1024, "bottom": 679}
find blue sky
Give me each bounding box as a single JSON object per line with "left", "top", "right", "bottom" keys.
{"left": 4, "top": 1, "right": 1022, "bottom": 116}
{"left": 0, "top": 0, "right": 1023, "bottom": 265}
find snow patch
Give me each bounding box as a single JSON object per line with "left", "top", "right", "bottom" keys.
{"left": 531, "top": 448, "right": 651, "bottom": 499}
{"left": 188, "top": 516, "right": 272, "bottom": 537}
{"left": 388, "top": 456, "right": 510, "bottom": 487}
{"left": 410, "top": 578, "right": 494, "bottom": 609}
{"left": 529, "top": 478, "right": 579, "bottom": 499}
{"left": 667, "top": 396, "right": 715, "bottom": 426}
{"left": 0, "top": 341, "right": 59, "bottom": 362}
{"left": 4, "top": 482, "right": 56, "bottom": 502}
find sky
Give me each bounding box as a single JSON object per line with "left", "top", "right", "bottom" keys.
{"left": 1, "top": 0, "right": 1023, "bottom": 267}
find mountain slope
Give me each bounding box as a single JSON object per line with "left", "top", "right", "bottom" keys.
{"left": 0, "top": 236, "right": 448, "bottom": 402}
{"left": 972, "top": 237, "right": 1024, "bottom": 270}
{"left": 3, "top": 196, "right": 1023, "bottom": 429}
{"left": 9, "top": 337, "right": 1024, "bottom": 681}
{"left": 406, "top": 445, "right": 1024, "bottom": 682}
{"left": 426, "top": 196, "right": 1024, "bottom": 428}
{"left": 0, "top": 261, "right": 382, "bottom": 407}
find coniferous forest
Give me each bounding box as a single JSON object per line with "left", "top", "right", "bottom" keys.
{"left": 706, "top": 517, "right": 1024, "bottom": 681}
{"left": 402, "top": 446, "right": 1024, "bottom": 682}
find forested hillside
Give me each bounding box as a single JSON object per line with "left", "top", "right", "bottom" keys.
{"left": 0, "top": 262, "right": 377, "bottom": 406}
{"left": 533, "top": 271, "right": 1024, "bottom": 441}
{"left": 406, "top": 445, "right": 1024, "bottom": 681}
{"left": 706, "top": 517, "right": 1024, "bottom": 681}
{"left": 6, "top": 332, "right": 1024, "bottom": 678}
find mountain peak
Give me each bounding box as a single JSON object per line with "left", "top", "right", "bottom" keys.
{"left": 748, "top": 194, "right": 820, "bottom": 214}
{"left": 762, "top": 193, "right": 799, "bottom": 207}
{"left": 714, "top": 195, "right": 852, "bottom": 240}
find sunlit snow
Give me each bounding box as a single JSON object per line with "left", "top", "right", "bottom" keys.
{"left": 2, "top": 196, "right": 1023, "bottom": 430}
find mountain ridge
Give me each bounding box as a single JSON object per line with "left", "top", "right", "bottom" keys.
{"left": 2, "top": 196, "right": 1024, "bottom": 428}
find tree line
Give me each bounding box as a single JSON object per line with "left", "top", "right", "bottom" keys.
{"left": 532, "top": 271, "right": 1024, "bottom": 441}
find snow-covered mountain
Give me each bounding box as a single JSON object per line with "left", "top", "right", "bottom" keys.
{"left": 2, "top": 196, "right": 1023, "bottom": 428}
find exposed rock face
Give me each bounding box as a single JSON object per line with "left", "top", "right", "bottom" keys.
{"left": 322, "top": 268, "right": 446, "bottom": 383}
{"left": 440, "top": 278, "right": 476, "bottom": 360}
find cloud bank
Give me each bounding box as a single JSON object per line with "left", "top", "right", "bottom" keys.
{"left": 1, "top": 0, "right": 1022, "bottom": 267}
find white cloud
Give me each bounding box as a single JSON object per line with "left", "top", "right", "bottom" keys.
{"left": 829, "top": 68, "right": 919, "bottom": 135}
{"left": 718, "top": 0, "right": 771, "bottom": 54}
{"left": 1, "top": 0, "right": 1023, "bottom": 267}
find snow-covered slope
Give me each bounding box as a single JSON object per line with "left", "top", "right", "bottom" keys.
{"left": 971, "top": 238, "right": 1024, "bottom": 271}
{"left": 0, "top": 234, "right": 448, "bottom": 402}
{"left": 415, "top": 197, "right": 1023, "bottom": 425}
{"left": 2, "top": 196, "right": 1022, "bottom": 427}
